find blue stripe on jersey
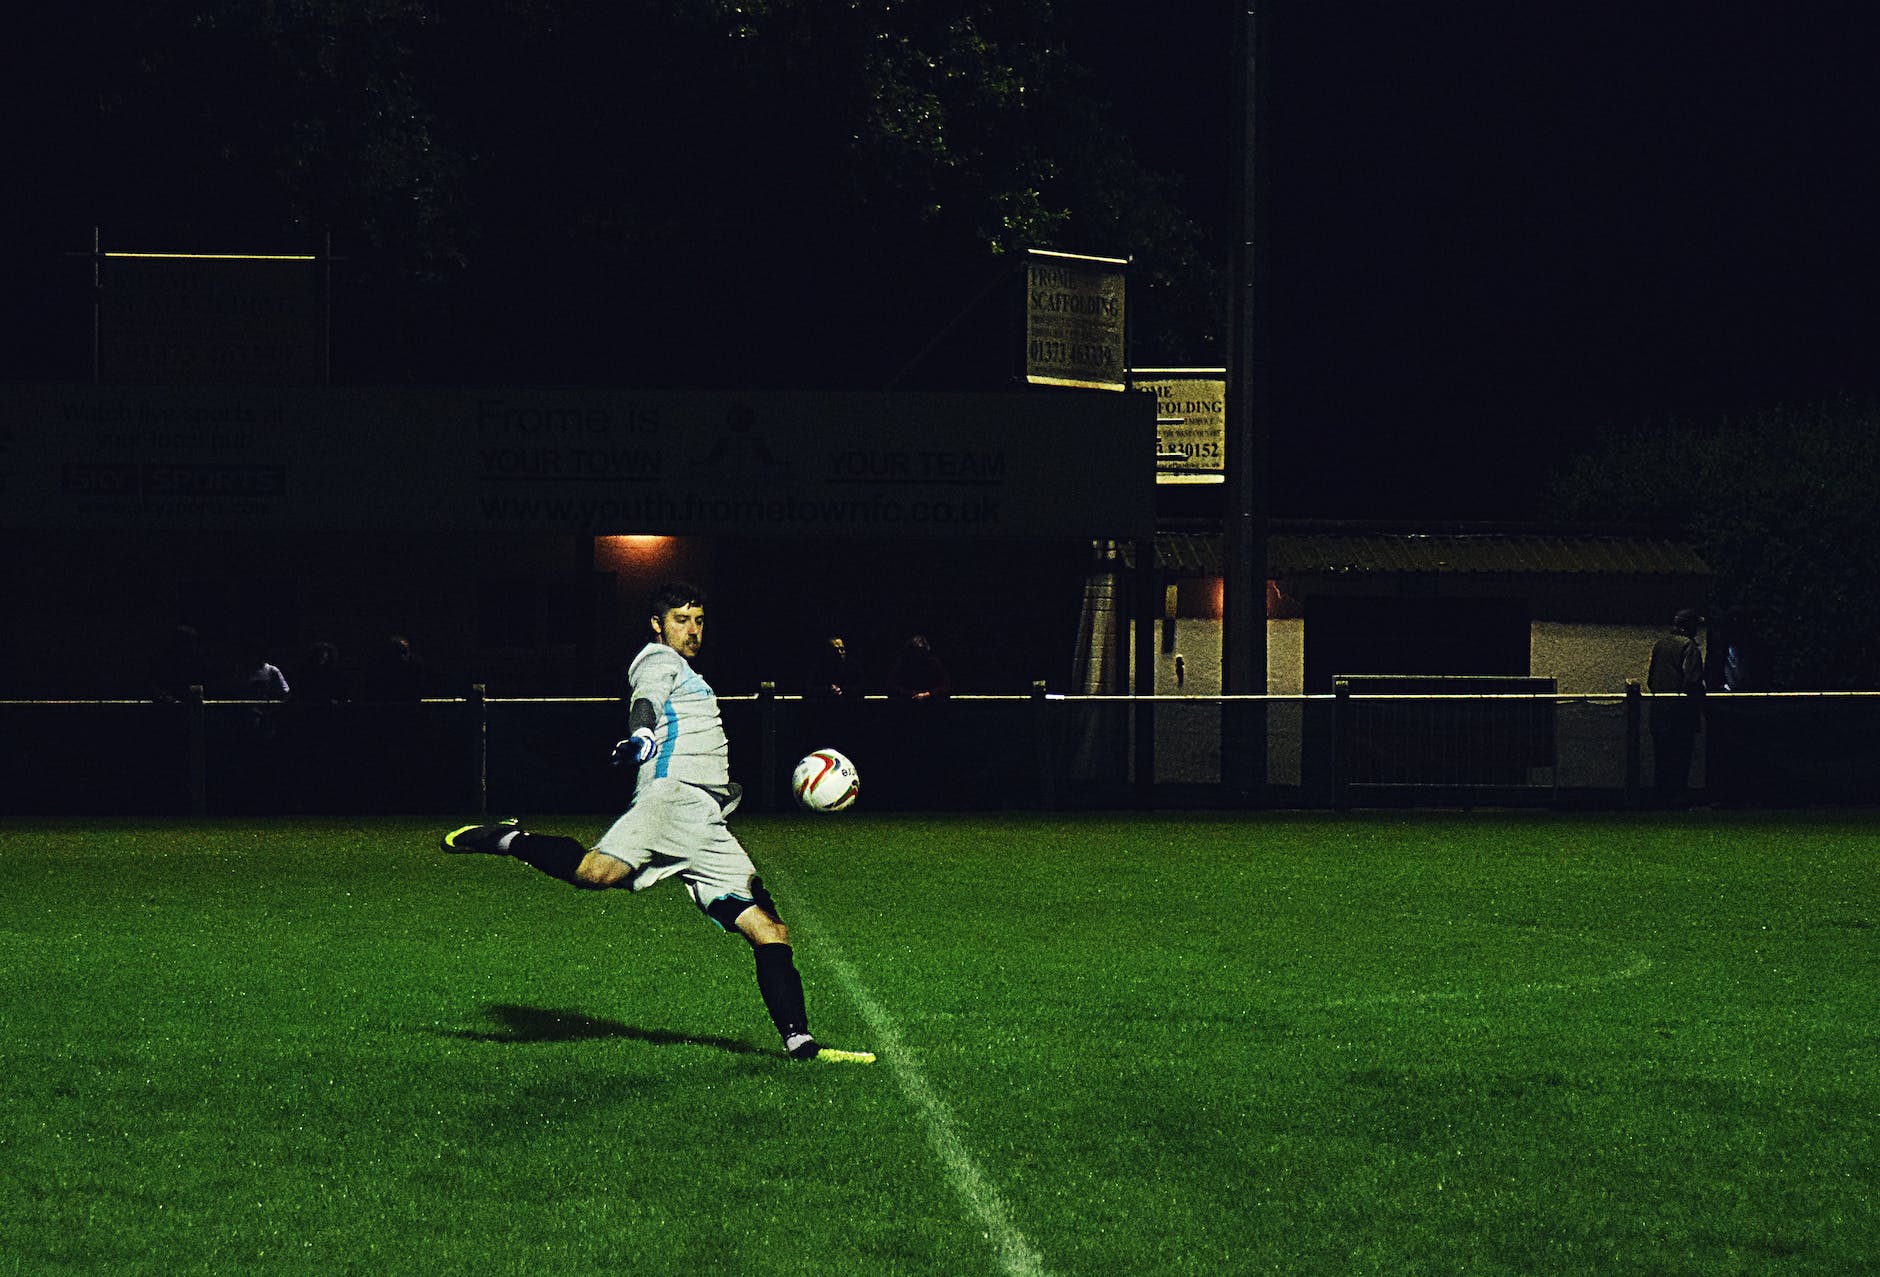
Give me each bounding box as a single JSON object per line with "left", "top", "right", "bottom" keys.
{"left": 654, "top": 699, "right": 679, "bottom": 777}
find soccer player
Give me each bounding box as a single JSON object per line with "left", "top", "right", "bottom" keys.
{"left": 443, "top": 582, "right": 859, "bottom": 1063}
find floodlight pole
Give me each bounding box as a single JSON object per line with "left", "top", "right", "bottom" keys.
{"left": 1222, "top": 2, "right": 1271, "bottom": 799}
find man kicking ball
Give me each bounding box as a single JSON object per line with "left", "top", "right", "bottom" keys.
{"left": 442, "top": 581, "right": 871, "bottom": 1064}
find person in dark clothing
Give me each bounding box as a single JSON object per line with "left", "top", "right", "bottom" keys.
{"left": 1646, "top": 608, "right": 1706, "bottom": 806}
{"left": 807, "top": 635, "right": 855, "bottom": 699}
{"left": 369, "top": 635, "right": 425, "bottom": 701}
{"left": 887, "top": 634, "right": 951, "bottom": 701}
{"left": 1719, "top": 607, "right": 1763, "bottom": 692}
{"left": 885, "top": 634, "right": 954, "bottom": 807}
{"left": 296, "top": 641, "right": 349, "bottom": 704}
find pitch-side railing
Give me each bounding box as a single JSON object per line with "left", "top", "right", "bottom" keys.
{"left": 5, "top": 684, "right": 1879, "bottom": 814}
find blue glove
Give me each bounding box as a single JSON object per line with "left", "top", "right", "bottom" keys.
{"left": 612, "top": 729, "right": 657, "bottom": 767}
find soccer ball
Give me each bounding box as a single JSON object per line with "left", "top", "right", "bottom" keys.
{"left": 792, "top": 748, "right": 860, "bottom": 812}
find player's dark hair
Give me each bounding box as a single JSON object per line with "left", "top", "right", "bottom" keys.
{"left": 649, "top": 581, "right": 705, "bottom": 620}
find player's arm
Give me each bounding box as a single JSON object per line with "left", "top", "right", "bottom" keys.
{"left": 613, "top": 698, "right": 660, "bottom": 766}
{"left": 613, "top": 645, "right": 681, "bottom": 765}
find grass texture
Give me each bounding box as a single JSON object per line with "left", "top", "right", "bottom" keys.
{"left": 1, "top": 811, "right": 1876, "bottom": 1275}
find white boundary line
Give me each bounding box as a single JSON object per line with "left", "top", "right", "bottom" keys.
{"left": 788, "top": 900, "right": 1048, "bottom": 1277}
{"left": 818, "top": 948, "right": 1049, "bottom": 1277}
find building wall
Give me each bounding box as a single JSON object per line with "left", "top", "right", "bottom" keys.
{"left": 1531, "top": 620, "right": 1666, "bottom": 695}
{"left": 1150, "top": 617, "right": 1689, "bottom": 697}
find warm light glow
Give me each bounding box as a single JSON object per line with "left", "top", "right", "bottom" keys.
{"left": 596, "top": 535, "right": 675, "bottom": 567}
{"left": 1209, "top": 577, "right": 1226, "bottom": 619}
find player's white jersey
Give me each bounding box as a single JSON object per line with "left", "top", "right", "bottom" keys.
{"left": 627, "top": 641, "right": 731, "bottom": 792}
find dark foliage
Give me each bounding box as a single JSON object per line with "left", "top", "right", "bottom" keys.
{"left": 1547, "top": 400, "right": 1880, "bottom": 689}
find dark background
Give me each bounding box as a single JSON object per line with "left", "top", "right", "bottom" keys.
{"left": 7, "top": 0, "right": 1880, "bottom": 527}
{"left": 1079, "top": 1, "right": 1880, "bottom": 518}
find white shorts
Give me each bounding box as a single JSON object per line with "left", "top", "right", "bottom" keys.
{"left": 591, "top": 778, "right": 766, "bottom": 928}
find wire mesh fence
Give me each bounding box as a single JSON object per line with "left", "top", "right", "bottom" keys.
{"left": 4, "top": 688, "right": 1877, "bottom": 815}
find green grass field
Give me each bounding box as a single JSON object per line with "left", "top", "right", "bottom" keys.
{"left": 2, "top": 811, "right": 1875, "bottom": 1275}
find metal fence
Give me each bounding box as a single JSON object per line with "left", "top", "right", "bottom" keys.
{"left": 3, "top": 686, "right": 1876, "bottom": 816}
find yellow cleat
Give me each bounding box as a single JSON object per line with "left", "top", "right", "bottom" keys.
{"left": 813, "top": 1048, "right": 877, "bottom": 1065}
{"left": 440, "top": 818, "right": 518, "bottom": 854}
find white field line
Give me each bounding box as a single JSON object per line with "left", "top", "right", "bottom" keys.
{"left": 1318, "top": 953, "right": 1655, "bottom": 1010}
{"left": 805, "top": 928, "right": 1049, "bottom": 1277}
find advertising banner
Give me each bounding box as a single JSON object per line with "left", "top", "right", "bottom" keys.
{"left": 0, "top": 384, "right": 1155, "bottom": 539}
{"left": 1023, "top": 249, "right": 1128, "bottom": 390}
{"left": 1134, "top": 368, "right": 1227, "bottom": 473}
{"left": 99, "top": 254, "right": 326, "bottom": 385}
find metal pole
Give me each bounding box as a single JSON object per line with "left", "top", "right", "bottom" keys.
{"left": 1624, "top": 680, "right": 1642, "bottom": 809}
{"left": 1032, "top": 680, "right": 1057, "bottom": 810}
{"left": 1332, "top": 679, "right": 1352, "bottom": 810}
{"left": 91, "top": 226, "right": 103, "bottom": 383}
{"left": 758, "top": 681, "right": 778, "bottom": 812}
{"left": 469, "top": 683, "right": 488, "bottom": 817}
{"left": 1134, "top": 535, "right": 1158, "bottom": 808}
{"left": 1222, "top": 2, "right": 1270, "bottom": 800}
{"left": 186, "top": 684, "right": 207, "bottom": 816}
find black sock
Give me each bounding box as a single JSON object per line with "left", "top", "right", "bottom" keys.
{"left": 752, "top": 942, "right": 810, "bottom": 1039}
{"left": 507, "top": 832, "right": 589, "bottom": 886}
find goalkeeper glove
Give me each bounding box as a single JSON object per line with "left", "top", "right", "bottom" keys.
{"left": 612, "top": 729, "right": 657, "bottom": 767}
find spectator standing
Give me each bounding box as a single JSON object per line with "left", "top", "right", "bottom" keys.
{"left": 371, "top": 635, "right": 426, "bottom": 701}
{"left": 296, "top": 640, "right": 348, "bottom": 703}
{"left": 237, "top": 641, "right": 291, "bottom": 701}
{"left": 886, "top": 634, "right": 954, "bottom": 807}
{"left": 1646, "top": 608, "right": 1706, "bottom": 806}
{"left": 887, "top": 634, "right": 951, "bottom": 701}
{"left": 807, "top": 635, "right": 855, "bottom": 699}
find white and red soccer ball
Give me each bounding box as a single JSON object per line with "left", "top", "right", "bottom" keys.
{"left": 792, "top": 748, "right": 859, "bottom": 812}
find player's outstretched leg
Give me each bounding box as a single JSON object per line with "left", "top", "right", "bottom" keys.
{"left": 441, "top": 818, "right": 518, "bottom": 853}
{"left": 440, "top": 819, "right": 591, "bottom": 887}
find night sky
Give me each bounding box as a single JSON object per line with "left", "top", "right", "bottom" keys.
{"left": 8, "top": 2, "right": 1880, "bottom": 525}
{"left": 1076, "top": 1, "right": 1880, "bottom": 520}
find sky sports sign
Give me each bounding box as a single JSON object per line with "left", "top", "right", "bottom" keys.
{"left": 2, "top": 385, "right": 1153, "bottom": 539}
{"left": 63, "top": 462, "right": 288, "bottom": 499}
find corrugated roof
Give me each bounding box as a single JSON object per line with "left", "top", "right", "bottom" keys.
{"left": 1135, "top": 532, "right": 1710, "bottom": 577}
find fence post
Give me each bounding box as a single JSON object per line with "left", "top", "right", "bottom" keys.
{"left": 186, "top": 684, "right": 207, "bottom": 817}
{"left": 468, "top": 684, "right": 488, "bottom": 817}
{"left": 1134, "top": 693, "right": 1156, "bottom": 810}
{"left": 1133, "top": 535, "right": 1159, "bottom": 810}
{"left": 1332, "top": 678, "right": 1352, "bottom": 811}
{"left": 1032, "top": 680, "right": 1056, "bottom": 810}
{"left": 1623, "top": 680, "right": 1642, "bottom": 810}
{"left": 758, "top": 681, "right": 777, "bottom": 812}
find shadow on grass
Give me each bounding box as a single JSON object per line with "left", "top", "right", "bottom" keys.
{"left": 441, "top": 1004, "right": 768, "bottom": 1056}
